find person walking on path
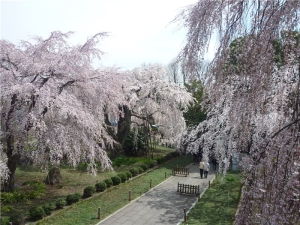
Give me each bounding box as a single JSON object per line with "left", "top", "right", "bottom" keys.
{"left": 199, "top": 160, "right": 204, "bottom": 178}
{"left": 204, "top": 161, "right": 210, "bottom": 178}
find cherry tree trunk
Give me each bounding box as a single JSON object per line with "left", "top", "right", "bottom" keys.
{"left": 117, "top": 106, "right": 131, "bottom": 148}
{"left": 3, "top": 94, "right": 20, "bottom": 192}
{"left": 2, "top": 135, "right": 20, "bottom": 192}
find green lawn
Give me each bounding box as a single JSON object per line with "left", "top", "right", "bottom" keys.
{"left": 36, "top": 155, "right": 192, "bottom": 225}
{"left": 183, "top": 171, "right": 242, "bottom": 225}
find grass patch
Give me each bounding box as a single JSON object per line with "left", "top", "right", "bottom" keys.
{"left": 35, "top": 155, "right": 191, "bottom": 225}
{"left": 183, "top": 171, "right": 242, "bottom": 225}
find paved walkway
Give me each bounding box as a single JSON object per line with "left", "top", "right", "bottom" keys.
{"left": 97, "top": 163, "right": 216, "bottom": 225}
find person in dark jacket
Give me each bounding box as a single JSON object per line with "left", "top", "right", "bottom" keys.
{"left": 199, "top": 160, "right": 204, "bottom": 178}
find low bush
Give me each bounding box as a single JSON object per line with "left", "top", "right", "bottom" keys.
{"left": 156, "top": 156, "right": 165, "bottom": 164}
{"left": 171, "top": 151, "right": 180, "bottom": 158}
{"left": 9, "top": 211, "right": 26, "bottom": 225}
{"left": 2, "top": 205, "right": 14, "bottom": 212}
{"left": 42, "top": 203, "right": 56, "bottom": 215}
{"left": 1, "top": 192, "right": 18, "bottom": 204}
{"left": 165, "top": 153, "right": 173, "bottom": 160}
{"left": 23, "top": 180, "right": 46, "bottom": 199}
{"left": 125, "top": 171, "right": 132, "bottom": 179}
{"left": 137, "top": 166, "right": 144, "bottom": 173}
{"left": 129, "top": 167, "right": 139, "bottom": 177}
{"left": 83, "top": 186, "right": 96, "bottom": 198}
{"left": 147, "top": 160, "right": 157, "bottom": 168}
{"left": 66, "top": 193, "right": 81, "bottom": 205}
{"left": 77, "top": 162, "right": 88, "bottom": 171}
{"left": 111, "top": 176, "right": 121, "bottom": 186}
{"left": 55, "top": 198, "right": 67, "bottom": 209}
{"left": 139, "top": 164, "right": 148, "bottom": 171}
{"left": 95, "top": 182, "right": 106, "bottom": 192}
{"left": 112, "top": 155, "right": 138, "bottom": 167}
{"left": 29, "top": 205, "right": 46, "bottom": 221}
{"left": 103, "top": 178, "right": 113, "bottom": 188}
{"left": 117, "top": 172, "right": 127, "bottom": 183}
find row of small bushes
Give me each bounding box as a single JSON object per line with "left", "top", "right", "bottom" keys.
{"left": 26, "top": 162, "right": 155, "bottom": 222}
{"left": 7, "top": 193, "right": 81, "bottom": 224}
{"left": 13, "top": 157, "right": 171, "bottom": 223}
{"left": 27, "top": 192, "right": 82, "bottom": 221}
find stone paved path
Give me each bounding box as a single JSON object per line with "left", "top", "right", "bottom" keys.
{"left": 97, "top": 163, "right": 215, "bottom": 225}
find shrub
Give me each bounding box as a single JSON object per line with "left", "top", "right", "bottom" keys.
{"left": 77, "top": 162, "right": 88, "bottom": 171}
{"left": 103, "top": 178, "right": 113, "bottom": 188}
{"left": 1, "top": 181, "right": 47, "bottom": 204}
{"left": 2, "top": 205, "right": 14, "bottom": 212}
{"left": 9, "top": 211, "right": 26, "bottom": 225}
{"left": 55, "top": 198, "right": 67, "bottom": 209}
{"left": 83, "top": 186, "right": 96, "bottom": 198}
{"left": 111, "top": 176, "right": 121, "bottom": 186}
{"left": 137, "top": 166, "right": 144, "bottom": 173}
{"left": 66, "top": 193, "right": 81, "bottom": 205}
{"left": 130, "top": 167, "right": 139, "bottom": 177}
{"left": 171, "top": 151, "right": 180, "bottom": 158}
{"left": 147, "top": 160, "right": 157, "bottom": 168}
{"left": 165, "top": 153, "right": 173, "bottom": 160}
{"left": 140, "top": 164, "right": 148, "bottom": 171}
{"left": 226, "top": 177, "right": 235, "bottom": 182}
{"left": 42, "top": 203, "right": 56, "bottom": 215}
{"left": 117, "top": 172, "right": 127, "bottom": 183}
{"left": 23, "top": 180, "right": 46, "bottom": 199}
{"left": 95, "top": 182, "right": 106, "bottom": 192}
{"left": 29, "top": 206, "right": 46, "bottom": 221}
{"left": 125, "top": 171, "right": 132, "bottom": 179}
{"left": 156, "top": 156, "right": 165, "bottom": 164}
{"left": 1, "top": 192, "right": 17, "bottom": 204}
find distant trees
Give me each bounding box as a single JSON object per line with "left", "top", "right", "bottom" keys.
{"left": 176, "top": 0, "right": 300, "bottom": 224}
{"left": 167, "top": 61, "right": 180, "bottom": 84}
{"left": 183, "top": 80, "right": 206, "bottom": 127}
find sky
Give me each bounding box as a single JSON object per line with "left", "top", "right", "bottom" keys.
{"left": 0, "top": 0, "right": 204, "bottom": 70}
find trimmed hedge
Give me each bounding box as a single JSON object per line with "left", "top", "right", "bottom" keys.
{"left": 95, "top": 182, "right": 106, "bottom": 192}
{"left": 66, "top": 193, "right": 81, "bottom": 205}
{"left": 117, "top": 172, "right": 127, "bottom": 183}
{"left": 111, "top": 176, "right": 121, "bottom": 186}
{"left": 9, "top": 211, "right": 26, "bottom": 225}
{"left": 139, "top": 164, "right": 148, "bottom": 171}
{"left": 83, "top": 186, "right": 96, "bottom": 198}
{"left": 147, "top": 160, "right": 157, "bottom": 168}
{"left": 129, "top": 167, "right": 139, "bottom": 177}
{"left": 103, "top": 178, "right": 113, "bottom": 188}
{"left": 29, "top": 206, "right": 46, "bottom": 221}
{"left": 42, "top": 203, "right": 56, "bottom": 215}
{"left": 55, "top": 198, "right": 67, "bottom": 209}
{"left": 137, "top": 166, "right": 144, "bottom": 173}
{"left": 156, "top": 156, "right": 164, "bottom": 164}
{"left": 171, "top": 151, "right": 180, "bottom": 157}
{"left": 125, "top": 171, "right": 132, "bottom": 179}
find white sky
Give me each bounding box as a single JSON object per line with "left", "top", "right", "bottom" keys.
{"left": 1, "top": 0, "right": 202, "bottom": 70}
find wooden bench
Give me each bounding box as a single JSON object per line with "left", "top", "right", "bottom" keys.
{"left": 172, "top": 167, "right": 189, "bottom": 176}
{"left": 177, "top": 182, "right": 200, "bottom": 196}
